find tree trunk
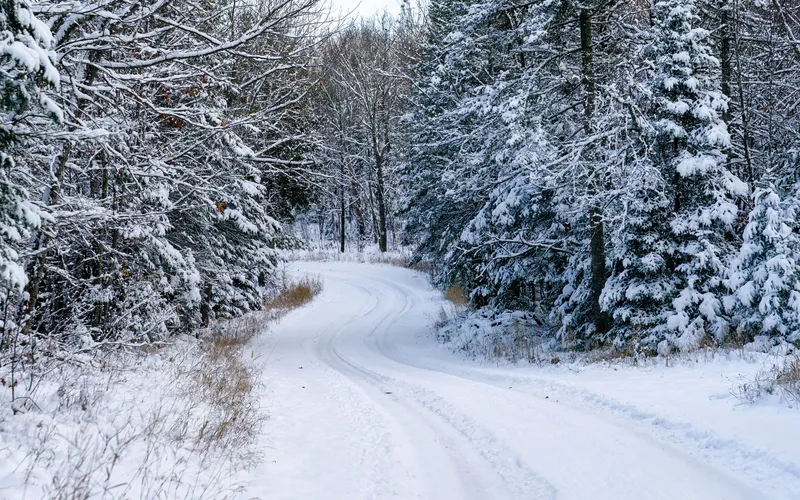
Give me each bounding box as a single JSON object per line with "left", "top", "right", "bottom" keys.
{"left": 580, "top": 7, "right": 608, "bottom": 337}
{"left": 580, "top": 9, "right": 596, "bottom": 123}
{"left": 589, "top": 207, "right": 609, "bottom": 334}
{"left": 351, "top": 178, "right": 366, "bottom": 247}
{"left": 367, "top": 178, "right": 379, "bottom": 245}
{"left": 721, "top": 0, "right": 753, "bottom": 188}
{"left": 374, "top": 153, "right": 388, "bottom": 253}
{"left": 719, "top": 0, "right": 733, "bottom": 125}
{"left": 318, "top": 207, "right": 325, "bottom": 245}
{"left": 369, "top": 106, "right": 390, "bottom": 253}
{"left": 201, "top": 284, "right": 213, "bottom": 330}
{"left": 731, "top": 0, "right": 754, "bottom": 187}
{"left": 339, "top": 162, "right": 346, "bottom": 253}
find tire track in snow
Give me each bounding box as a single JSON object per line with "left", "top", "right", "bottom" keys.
{"left": 326, "top": 268, "right": 772, "bottom": 500}
{"left": 305, "top": 280, "right": 409, "bottom": 500}
{"left": 455, "top": 368, "right": 800, "bottom": 498}
{"left": 326, "top": 275, "right": 557, "bottom": 499}
{"left": 319, "top": 274, "right": 556, "bottom": 500}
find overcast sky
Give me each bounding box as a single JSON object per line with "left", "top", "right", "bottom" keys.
{"left": 329, "top": 0, "right": 402, "bottom": 18}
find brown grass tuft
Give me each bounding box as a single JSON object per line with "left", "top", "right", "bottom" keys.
{"left": 444, "top": 284, "right": 469, "bottom": 306}
{"left": 264, "top": 275, "right": 323, "bottom": 315}
{"left": 181, "top": 315, "right": 266, "bottom": 459}
{"left": 183, "top": 275, "right": 324, "bottom": 458}
{"left": 733, "top": 356, "right": 800, "bottom": 404}
{"left": 776, "top": 357, "right": 800, "bottom": 402}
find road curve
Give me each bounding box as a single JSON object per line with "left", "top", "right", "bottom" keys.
{"left": 242, "top": 262, "right": 785, "bottom": 500}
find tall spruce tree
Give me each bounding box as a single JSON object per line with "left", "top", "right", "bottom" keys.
{"left": 402, "top": 0, "right": 480, "bottom": 280}
{"left": 649, "top": 0, "right": 748, "bottom": 351}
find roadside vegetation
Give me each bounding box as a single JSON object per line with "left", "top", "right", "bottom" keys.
{"left": 434, "top": 280, "right": 800, "bottom": 406}
{"left": 0, "top": 276, "right": 323, "bottom": 499}
{"left": 733, "top": 357, "right": 800, "bottom": 405}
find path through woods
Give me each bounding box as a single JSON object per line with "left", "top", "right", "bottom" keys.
{"left": 243, "top": 262, "right": 799, "bottom": 500}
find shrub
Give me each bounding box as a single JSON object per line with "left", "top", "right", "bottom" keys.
{"left": 264, "top": 275, "right": 323, "bottom": 316}
{"left": 733, "top": 356, "right": 800, "bottom": 404}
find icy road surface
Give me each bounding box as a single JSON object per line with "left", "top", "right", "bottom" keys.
{"left": 243, "top": 262, "right": 800, "bottom": 500}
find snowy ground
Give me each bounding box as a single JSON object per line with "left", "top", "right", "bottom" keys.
{"left": 3, "top": 262, "right": 796, "bottom": 499}
{"left": 0, "top": 334, "right": 262, "bottom": 499}
{"left": 245, "top": 261, "right": 800, "bottom": 500}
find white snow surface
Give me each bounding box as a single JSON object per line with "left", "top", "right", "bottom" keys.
{"left": 0, "top": 338, "right": 251, "bottom": 499}
{"left": 244, "top": 262, "right": 800, "bottom": 500}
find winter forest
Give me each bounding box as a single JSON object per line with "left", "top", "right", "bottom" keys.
{"left": 0, "top": 0, "right": 800, "bottom": 370}
{"left": 3, "top": 0, "right": 800, "bottom": 495}
{"left": 401, "top": 0, "right": 800, "bottom": 356}
{"left": 5, "top": 0, "right": 800, "bottom": 365}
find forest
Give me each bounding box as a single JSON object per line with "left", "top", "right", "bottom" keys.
{"left": 2, "top": 0, "right": 800, "bottom": 496}
{"left": 293, "top": 0, "right": 800, "bottom": 357}
{"left": 2, "top": 0, "right": 800, "bottom": 368}
{"left": 407, "top": 0, "right": 800, "bottom": 355}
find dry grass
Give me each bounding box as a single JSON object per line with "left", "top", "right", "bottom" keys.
{"left": 733, "top": 356, "right": 800, "bottom": 404}
{"left": 6, "top": 275, "right": 326, "bottom": 499}
{"left": 492, "top": 322, "right": 554, "bottom": 366}
{"left": 444, "top": 284, "right": 469, "bottom": 306}
{"left": 433, "top": 285, "right": 470, "bottom": 331}
{"left": 187, "top": 316, "right": 265, "bottom": 457}
{"left": 586, "top": 335, "right": 646, "bottom": 365}
{"left": 15, "top": 342, "right": 258, "bottom": 499}
{"left": 776, "top": 357, "right": 800, "bottom": 398}
{"left": 185, "top": 276, "right": 324, "bottom": 456}
{"left": 264, "top": 275, "right": 323, "bottom": 313}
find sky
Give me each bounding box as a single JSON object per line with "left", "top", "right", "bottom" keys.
{"left": 330, "top": 0, "right": 403, "bottom": 18}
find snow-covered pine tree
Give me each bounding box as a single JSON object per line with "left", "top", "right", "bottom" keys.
{"left": 649, "top": 0, "right": 748, "bottom": 351}
{"left": 0, "top": 0, "right": 59, "bottom": 332}
{"left": 728, "top": 187, "right": 800, "bottom": 345}
{"left": 402, "top": 0, "right": 484, "bottom": 280}
{"left": 598, "top": 9, "right": 681, "bottom": 352}
{"left": 600, "top": 171, "right": 681, "bottom": 351}
{"left": 444, "top": 0, "right": 562, "bottom": 313}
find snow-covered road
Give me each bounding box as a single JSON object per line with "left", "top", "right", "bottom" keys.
{"left": 243, "top": 262, "right": 800, "bottom": 500}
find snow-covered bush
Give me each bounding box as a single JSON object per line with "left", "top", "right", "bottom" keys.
{"left": 437, "top": 308, "right": 554, "bottom": 364}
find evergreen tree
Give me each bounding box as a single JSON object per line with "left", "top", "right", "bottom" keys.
{"left": 600, "top": 173, "right": 680, "bottom": 351}
{"left": 649, "top": 0, "right": 748, "bottom": 351}
{"left": 728, "top": 187, "right": 800, "bottom": 344}
{"left": 401, "top": 0, "right": 481, "bottom": 278}
{"left": 0, "top": 0, "right": 59, "bottom": 327}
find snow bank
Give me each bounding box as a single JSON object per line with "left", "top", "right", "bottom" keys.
{"left": 436, "top": 304, "right": 800, "bottom": 406}
{"left": 0, "top": 334, "right": 265, "bottom": 499}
